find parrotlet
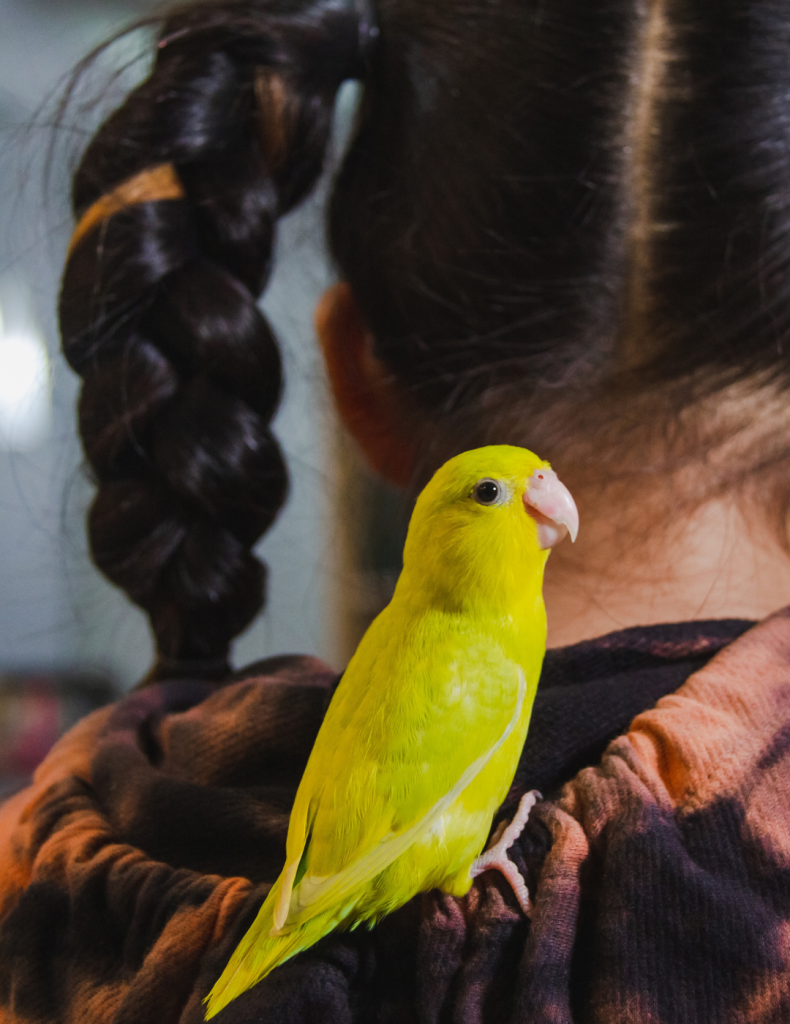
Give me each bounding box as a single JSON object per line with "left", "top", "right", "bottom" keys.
{"left": 205, "top": 445, "right": 578, "bottom": 1018}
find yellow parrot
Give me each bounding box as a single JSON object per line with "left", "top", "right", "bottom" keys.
{"left": 205, "top": 445, "right": 578, "bottom": 1018}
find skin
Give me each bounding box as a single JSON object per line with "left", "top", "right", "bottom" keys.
{"left": 317, "top": 283, "right": 790, "bottom": 645}
{"left": 541, "top": 481, "right": 790, "bottom": 646}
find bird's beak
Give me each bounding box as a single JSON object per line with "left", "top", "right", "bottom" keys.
{"left": 523, "top": 469, "right": 579, "bottom": 550}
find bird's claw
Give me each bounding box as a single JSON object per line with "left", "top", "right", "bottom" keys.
{"left": 470, "top": 789, "right": 541, "bottom": 916}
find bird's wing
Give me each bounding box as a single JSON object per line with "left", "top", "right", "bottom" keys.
{"left": 273, "top": 614, "right": 531, "bottom": 932}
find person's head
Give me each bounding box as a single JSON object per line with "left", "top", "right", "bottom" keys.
{"left": 60, "top": 0, "right": 790, "bottom": 678}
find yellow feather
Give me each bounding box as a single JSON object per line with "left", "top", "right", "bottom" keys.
{"left": 205, "top": 445, "right": 574, "bottom": 1018}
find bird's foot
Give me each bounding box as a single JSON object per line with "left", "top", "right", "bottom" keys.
{"left": 470, "top": 789, "right": 541, "bottom": 916}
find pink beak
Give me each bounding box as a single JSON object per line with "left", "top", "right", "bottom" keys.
{"left": 523, "top": 469, "right": 579, "bottom": 550}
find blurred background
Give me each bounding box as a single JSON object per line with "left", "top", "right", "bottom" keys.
{"left": 0, "top": 0, "right": 405, "bottom": 793}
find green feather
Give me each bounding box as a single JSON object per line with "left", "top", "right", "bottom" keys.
{"left": 205, "top": 445, "right": 555, "bottom": 1018}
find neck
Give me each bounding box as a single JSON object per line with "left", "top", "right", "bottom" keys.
{"left": 452, "top": 373, "right": 790, "bottom": 649}
{"left": 398, "top": 555, "right": 547, "bottom": 623}
{"left": 543, "top": 475, "right": 790, "bottom": 648}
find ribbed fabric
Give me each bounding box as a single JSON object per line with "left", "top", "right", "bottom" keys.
{"left": 3, "top": 614, "right": 788, "bottom": 1024}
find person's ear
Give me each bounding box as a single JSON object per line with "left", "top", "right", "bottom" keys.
{"left": 315, "top": 282, "right": 418, "bottom": 487}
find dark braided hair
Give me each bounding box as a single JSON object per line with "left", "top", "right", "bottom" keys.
{"left": 62, "top": 0, "right": 790, "bottom": 680}
{"left": 60, "top": 0, "right": 370, "bottom": 681}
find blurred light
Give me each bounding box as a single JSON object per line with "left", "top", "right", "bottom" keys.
{"left": 0, "top": 325, "right": 51, "bottom": 452}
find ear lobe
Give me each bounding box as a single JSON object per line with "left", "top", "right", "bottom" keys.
{"left": 315, "top": 282, "right": 418, "bottom": 487}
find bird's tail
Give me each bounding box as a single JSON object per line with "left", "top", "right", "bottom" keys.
{"left": 204, "top": 882, "right": 346, "bottom": 1019}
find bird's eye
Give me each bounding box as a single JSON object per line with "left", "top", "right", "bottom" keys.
{"left": 473, "top": 479, "right": 501, "bottom": 506}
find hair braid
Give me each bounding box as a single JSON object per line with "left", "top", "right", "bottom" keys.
{"left": 60, "top": 0, "right": 367, "bottom": 682}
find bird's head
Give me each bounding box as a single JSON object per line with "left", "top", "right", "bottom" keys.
{"left": 400, "top": 445, "right": 578, "bottom": 614}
